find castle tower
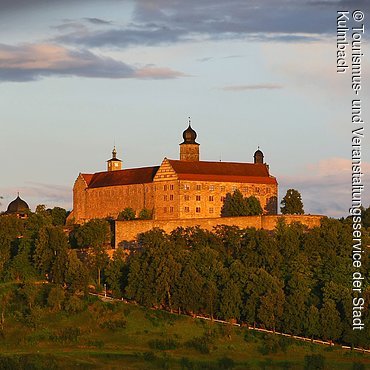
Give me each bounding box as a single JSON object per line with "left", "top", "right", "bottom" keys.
{"left": 107, "top": 146, "right": 122, "bottom": 171}
{"left": 253, "top": 147, "right": 264, "bottom": 164}
{"left": 179, "top": 118, "right": 200, "bottom": 161}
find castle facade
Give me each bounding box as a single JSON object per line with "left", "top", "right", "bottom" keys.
{"left": 69, "top": 122, "right": 278, "bottom": 223}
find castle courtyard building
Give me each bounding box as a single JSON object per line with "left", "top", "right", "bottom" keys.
{"left": 69, "top": 122, "right": 278, "bottom": 223}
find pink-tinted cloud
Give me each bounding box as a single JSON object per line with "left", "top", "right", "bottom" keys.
{"left": 0, "top": 43, "right": 186, "bottom": 82}
{"left": 135, "top": 66, "right": 188, "bottom": 79}
{"left": 0, "top": 182, "right": 72, "bottom": 212}
{"left": 278, "top": 158, "right": 370, "bottom": 217}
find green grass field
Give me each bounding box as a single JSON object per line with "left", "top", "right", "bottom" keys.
{"left": 0, "top": 295, "right": 369, "bottom": 369}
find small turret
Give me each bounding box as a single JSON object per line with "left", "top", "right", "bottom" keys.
{"left": 179, "top": 117, "right": 200, "bottom": 161}
{"left": 107, "top": 146, "right": 122, "bottom": 171}
{"left": 253, "top": 147, "right": 264, "bottom": 164}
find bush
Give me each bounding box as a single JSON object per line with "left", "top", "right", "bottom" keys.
{"left": 64, "top": 294, "right": 84, "bottom": 313}
{"left": 218, "top": 356, "right": 235, "bottom": 369}
{"left": 352, "top": 363, "right": 365, "bottom": 370}
{"left": 143, "top": 352, "right": 157, "bottom": 362}
{"left": 118, "top": 208, "right": 136, "bottom": 221}
{"left": 52, "top": 327, "right": 81, "bottom": 343}
{"left": 185, "top": 336, "right": 211, "bottom": 354}
{"left": 304, "top": 354, "right": 325, "bottom": 370}
{"left": 100, "top": 319, "right": 127, "bottom": 331}
{"left": 257, "top": 335, "right": 280, "bottom": 355}
{"left": 148, "top": 338, "right": 178, "bottom": 350}
{"left": 139, "top": 208, "right": 152, "bottom": 220}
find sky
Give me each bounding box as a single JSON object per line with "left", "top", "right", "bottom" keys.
{"left": 0, "top": 0, "right": 369, "bottom": 217}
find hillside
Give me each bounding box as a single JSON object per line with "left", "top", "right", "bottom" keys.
{"left": 0, "top": 291, "right": 369, "bottom": 370}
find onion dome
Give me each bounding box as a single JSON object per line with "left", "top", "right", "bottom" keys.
{"left": 108, "top": 146, "right": 122, "bottom": 162}
{"left": 253, "top": 147, "right": 264, "bottom": 164}
{"left": 182, "top": 117, "right": 198, "bottom": 144}
{"left": 6, "top": 194, "right": 30, "bottom": 214}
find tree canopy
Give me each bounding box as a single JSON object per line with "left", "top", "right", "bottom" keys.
{"left": 221, "top": 190, "right": 263, "bottom": 217}
{"left": 280, "top": 189, "right": 304, "bottom": 215}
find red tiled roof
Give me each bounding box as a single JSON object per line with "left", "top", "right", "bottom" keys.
{"left": 168, "top": 159, "right": 277, "bottom": 184}
{"left": 81, "top": 174, "right": 94, "bottom": 186}
{"left": 85, "top": 166, "right": 160, "bottom": 188}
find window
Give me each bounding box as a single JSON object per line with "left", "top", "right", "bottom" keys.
{"left": 209, "top": 207, "right": 214, "bottom": 214}
{"left": 221, "top": 196, "right": 226, "bottom": 202}
{"left": 184, "top": 184, "right": 190, "bottom": 190}
{"left": 196, "top": 184, "right": 202, "bottom": 191}
{"left": 170, "top": 194, "right": 174, "bottom": 201}
{"left": 163, "top": 195, "right": 168, "bottom": 201}
{"left": 170, "top": 207, "right": 174, "bottom": 213}
{"left": 184, "top": 195, "right": 190, "bottom": 201}
{"left": 220, "top": 186, "right": 225, "bottom": 192}
{"left": 256, "top": 187, "right": 260, "bottom": 193}
{"left": 196, "top": 195, "right": 201, "bottom": 201}
{"left": 266, "top": 187, "right": 271, "bottom": 194}
{"left": 170, "top": 184, "right": 174, "bottom": 190}
{"left": 164, "top": 185, "right": 167, "bottom": 191}
{"left": 196, "top": 207, "right": 201, "bottom": 213}
{"left": 184, "top": 207, "right": 190, "bottom": 212}
{"left": 163, "top": 207, "right": 167, "bottom": 213}
{"left": 232, "top": 186, "right": 237, "bottom": 191}
{"left": 209, "top": 195, "right": 214, "bottom": 201}
{"left": 242, "top": 187, "right": 248, "bottom": 193}
{"left": 209, "top": 185, "right": 215, "bottom": 191}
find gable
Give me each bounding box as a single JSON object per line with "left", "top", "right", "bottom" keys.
{"left": 153, "top": 158, "right": 178, "bottom": 182}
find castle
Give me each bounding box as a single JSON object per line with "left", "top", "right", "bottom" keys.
{"left": 69, "top": 121, "right": 278, "bottom": 224}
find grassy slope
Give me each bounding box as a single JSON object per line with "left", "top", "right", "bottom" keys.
{"left": 0, "top": 297, "right": 369, "bottom": 370}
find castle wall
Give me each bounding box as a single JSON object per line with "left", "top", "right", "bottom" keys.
{"left": 115, "top": 214, "right": 323, "bottom": 248}
{"left": 177, "top": 180, "right": 278, "bottom": 219}
{"left": 70, "top": 175, "right": 88, "bottom": 223}
{"left": 80, "top": 183, "right": 154, "bottom": 222}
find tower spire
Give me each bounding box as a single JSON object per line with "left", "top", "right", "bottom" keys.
{"left": 180, "top": 118, "right": 200, "bottom": 161}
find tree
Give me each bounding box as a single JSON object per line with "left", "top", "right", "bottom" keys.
{"left": 47, "top": 286, "right": 65, "bottom": 312}
{"left": 320, "top": 299, "right": 342, "bottom": 341}
{"left": 138, "top": 208, "right": 152, "bottom": 220}
{"left": 221, "top": 190, "right": 262, "bottom": 217}
{"left": 221, "top": 190, "right": 248, "bottom": 217}
{"left": 105, "top": 248, "right": 128, "bottom": 297}
{"left": 34, "top": 226, "right": 69, "bottom": 284}
{"left": 51, "top": 207, "right": 68, "bottom": 226}
{"left": 245, "top": 196, "right": 263, "bottom": 215}
{"left": 362, "top": 205, "right": 370, "bottom": 228}
{"left": 280, "top": 189, "right": 304, "bottom": 214}
{"left": 118, "top": 208, "right": 136, "bottom": 221}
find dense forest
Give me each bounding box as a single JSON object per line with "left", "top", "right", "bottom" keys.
{"left": 0, "top": 205, "right": 369, "bottom": 350}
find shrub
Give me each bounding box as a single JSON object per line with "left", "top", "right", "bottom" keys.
{"left": 117, "top": 208, "right": 136, "bottom": 221}
{"left": 185, "top": 336, "right": 211, "bottom": 354}
{"left": 352, "top": 364, "right": 365, "bottom": 370}
{"left": 100, "top": 319, "right": 127, "bottom": 331}
{"left": 304, "top": 354, "right": 325, "bottom": 370}
{"left": 139, "top": 208, "right": 152, "bottom": 220}
{"left": 52, "top": 327, "right": 81, "bottom": 343}
{"left": 218, "top": 356, "right": 235, "bottom": 369}
{"left": 64, "top": 294, "right": 84, "bottom": 313}
{"left": 148, "top": 338, "right": 178, "bottom": 350}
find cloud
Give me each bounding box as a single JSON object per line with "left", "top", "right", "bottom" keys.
{"left": 84, "top": 17, "right": 113, "bottom": 26}
{"left": 50, "top": 0, "right": 350, "bottom": 50}
{"left": 278, "top": 158, "right": 370, "bottom": 217}
{"left": 0, "top": 182, "right": 72, "bottom": 212}
{"left": 0, "top": 43, "right": 186, "bottom": 82}
{"left": 55, "top": 25, "right": 187, "bottom": 48}
{"left": 221, "top": 84, "right": 283, "bottom": 91}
